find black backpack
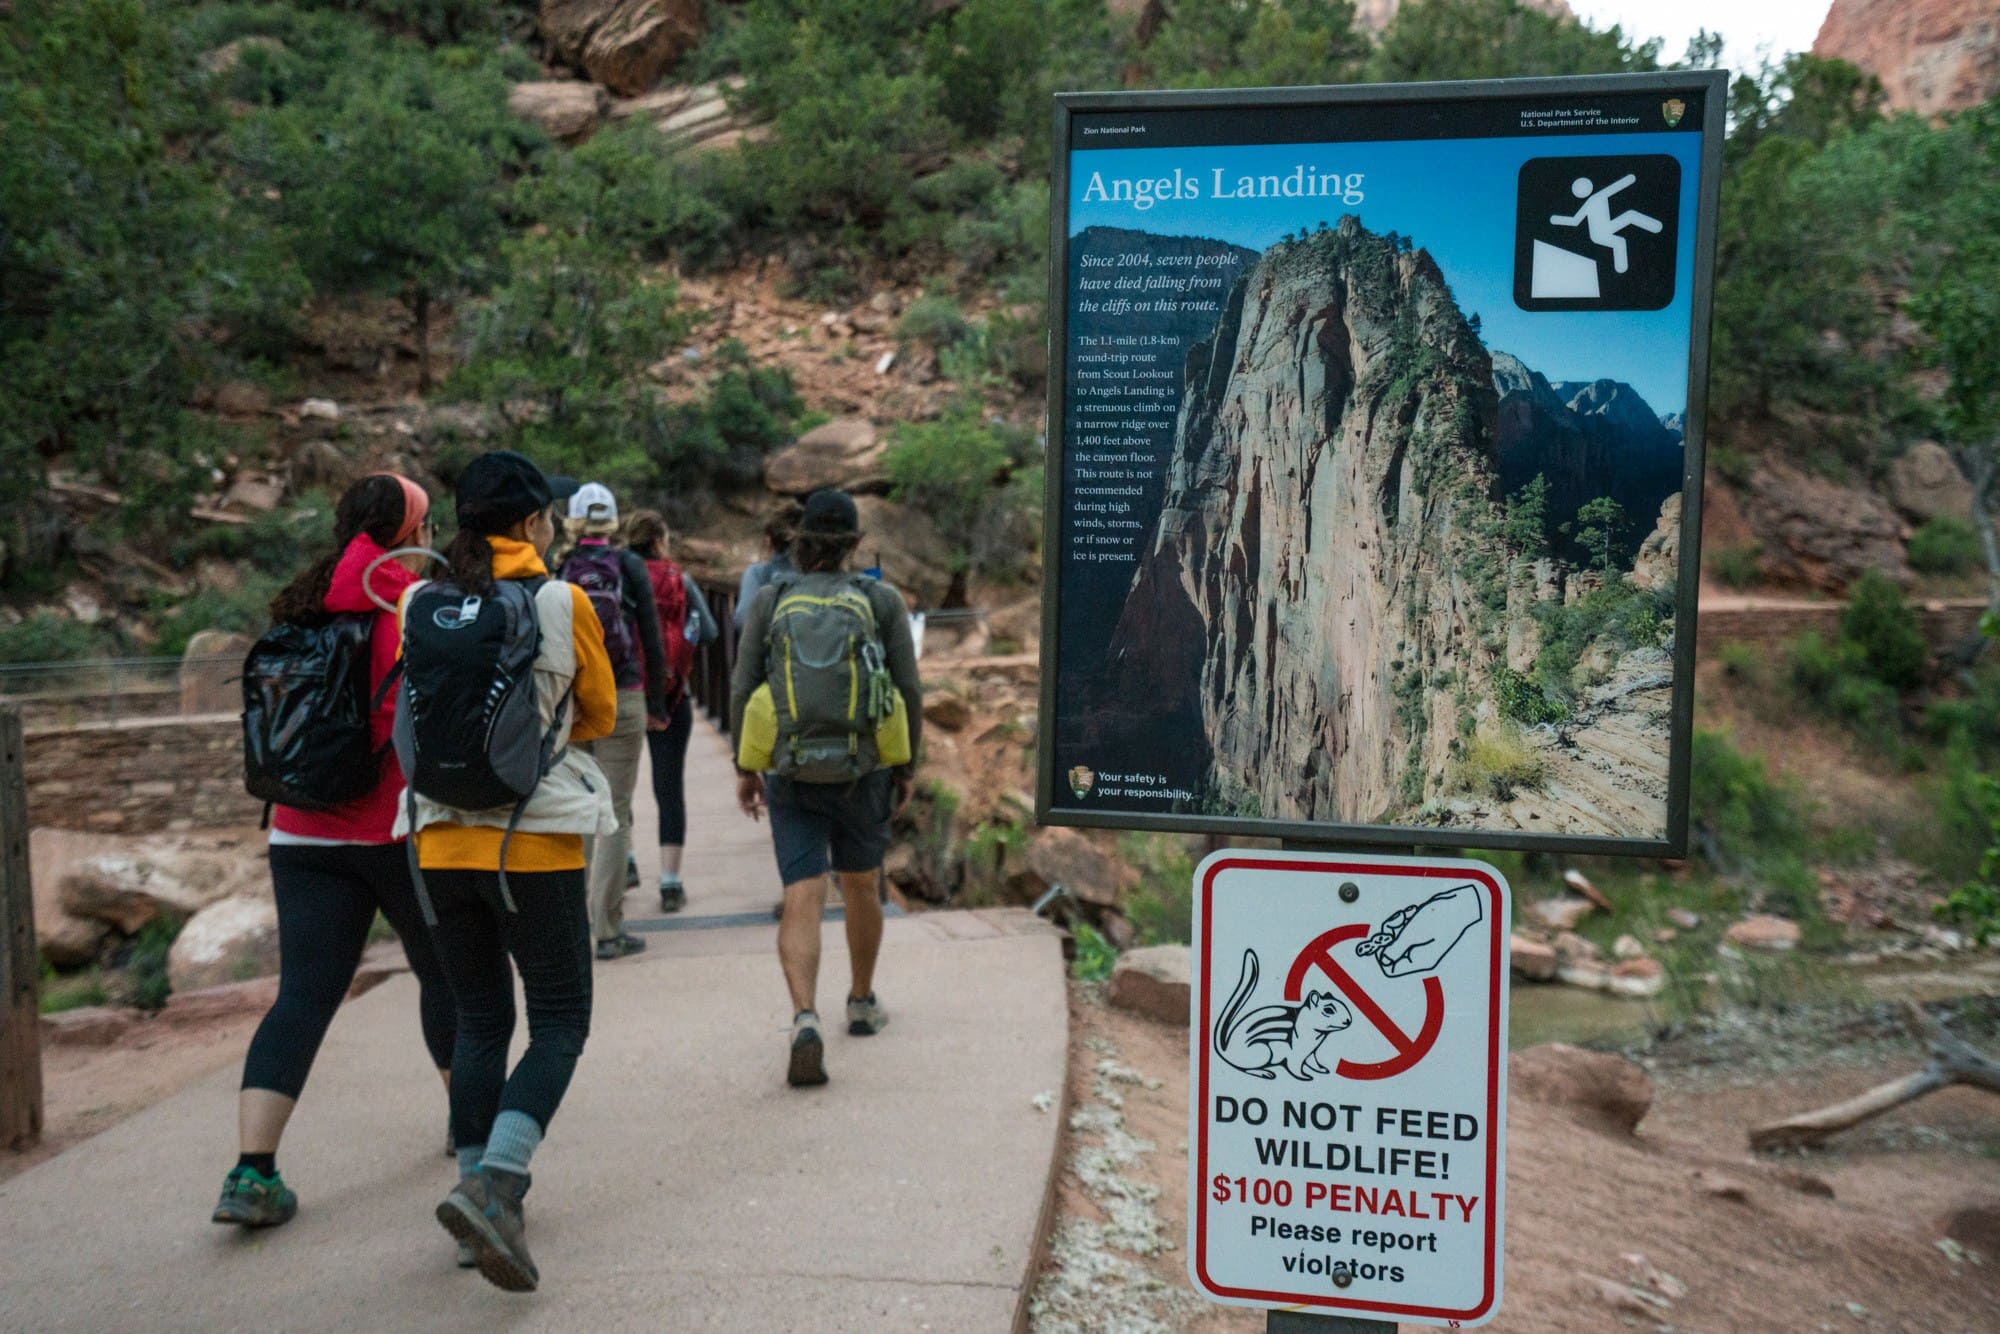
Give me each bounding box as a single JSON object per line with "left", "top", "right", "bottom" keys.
{"left": 394, "top": 578, "right": 571, "bottom": 916}
{"left": 241, "top": 616, "right": 397, "bottom": 813}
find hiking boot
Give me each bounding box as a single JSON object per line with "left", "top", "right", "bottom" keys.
{"left": 659, "top": 882, "right": 686, "bottom": 913}
{"left": 211, "top": 1165, "right": 297, "bottom": 1228}
{"left": 436, "top": 1167, "right": 538, "bottom": 1293}
{"left": 595, "top": 933, "right": 647, "bottom": 960}
{"left": 787, "top": 1010, "right": 828, "bottom": 1088}
{"left": 846, "top": 992, "right": 889, "bottom": 1037}
{"left": 456, "top": 1240, "right": 478, "bottom": 1270}
{"left": 625, "top": 854, "right": 640, "bottom": 890}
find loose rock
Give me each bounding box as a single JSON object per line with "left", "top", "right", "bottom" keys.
{"left": 1108, "top": 945, "right": 1191, "bottom": 1026}
{"left": 508, "top": 80, "right": 608, "bottom": 143}
{"left": 1510, "top": 933, "right": 1558, "bottom": 981}
{"left": 167, "top": 893, "right": 281, "bottom": 992}
{"left": 1725, "top": 914, "right": 1801, "bottom": 952}
{"left": 1531, "top": 895, "right": 1595, "bottom": 931}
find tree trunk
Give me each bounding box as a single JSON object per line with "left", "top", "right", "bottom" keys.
{"left": 1952, "top": 441, "right": 1999, "bottom": 618}
{"left": 414, "top": 287, "right": 433, "bottom": 395}
{"left": 1749, "top": 1003, "right": 2000, "bottom": 1151}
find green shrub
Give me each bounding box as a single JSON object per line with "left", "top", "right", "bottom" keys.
{"left": 896, "top": 296, "right": 971, "bottom": 351}
{"left": 1492, "top": 663, "right": 1568, "bottom": 725}
{"left": 513, "top": 119, "right": 741, "bottom": 269}
{"left": 121, "top": 917, "right": 182, "bottom": 1011}
{"left": 885, "top": 407, "right": 1038, "bottom": 580}
{"left": 38, "top": 962, "right": 108, "bottom": 1015}
{"left": 1450, "top": 724, "right": 1546, "bottom": 800}
{"left": 1839, "top": 569, "right": 1928, "bottom": 690}
{"left": 1688, "top": 729, "right": 1807, "bottom": 873}
{"left": 1908, "top": 515, "right": 1982, "bottom": 576}
{"left": 1070, "top": 921, "right": 1116, "bottom": 981}
{"left": 1708, "top": 543, "right": 1763, "bottom": 589}
{"left": 1119, "top": 834, "right": 1196, "bottom": 946}
{"left": 1528, "top": 579, "right": 1671, "bottom": 702}
{"left": 0, "top": 613, "right": 113, "bottom": 666}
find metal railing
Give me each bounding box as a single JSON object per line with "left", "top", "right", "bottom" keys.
{"left": 0, "top": 654, "right": 240, "bottom": 731}
{"left": 689, "top": 581, "right": 738, "bottom": 734}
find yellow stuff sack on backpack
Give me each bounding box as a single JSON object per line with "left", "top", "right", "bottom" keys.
{"left": 737, "top": 683, "right": 778, "bottom": 772}
{"left": 874, "top": 689, "right": 911, "bottom": 768}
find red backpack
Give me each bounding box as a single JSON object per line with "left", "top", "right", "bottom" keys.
{"left": 647, "top": 557, "right": 694, "bottom": 708}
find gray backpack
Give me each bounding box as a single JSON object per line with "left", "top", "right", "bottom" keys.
{"left": 761, "top": 572, "right": 896, "bottom": 783}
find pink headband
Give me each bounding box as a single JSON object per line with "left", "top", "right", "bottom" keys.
{"left": 375, "top": 473, "right": 430, "bottom": 546}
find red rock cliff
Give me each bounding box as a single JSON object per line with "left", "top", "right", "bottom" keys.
{"left": 1813, "top": 0, "right": 2000, "bottom": 115}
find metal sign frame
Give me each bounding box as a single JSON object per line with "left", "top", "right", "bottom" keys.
{"left": 1035, "top": 71, "right": 1727, "bottom": 859}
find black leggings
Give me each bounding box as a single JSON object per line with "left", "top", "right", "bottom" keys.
{"left": 647, "top": 693, "right": 694, "bottom": 846}
{"left": 242, "top": 842, "right": 456, "bottom": 1100}
{"left": 424, "top": 867, "right": 592, "bottom": 1147}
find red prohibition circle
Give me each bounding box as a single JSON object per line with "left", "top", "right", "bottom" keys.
{"left": 1284, "top": 923, "right": 1444, "bottom": 1080}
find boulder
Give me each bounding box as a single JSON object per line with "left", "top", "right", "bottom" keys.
{"left": 1628, "top": 492, "right": 1682, "bottom": 591}
{"left": 1888, "top": 441, "right": 1974, "bottom": 523}
{"left": 852, "top": 495, "right": 956, "bottom": 608}
{"left": 509, "top": 80, "right": 607, "bottom": 144}
{"left": 168, "top": 893, "right": 281, "bottom": 992}
{"left": 179, "top": 630, "right": 252, "bottom": 714}
{"left": 1612, "top": 933, "right": 1647, "bottom": 961}
{"left": 1552, "top": 931, "right": 1599, "bottom": 964}
{"left": 40, "top": 1006, "right": 135, "bottom": 1047}
{"left": 540, "top": 0, "right": 703, "bottom": 97}
{"left": 58, "top": 852, "right": 241, "bottom": 935}
{"left": 298, "top": 397, "right": 341, "bottom": 422}
{"left": 211, "top": 381, "right": 272, "bottom": 418}
{"left": 1108, "top": 945, "right": 1191, "bottom": 1025}
{"left": 1609, "top": 957, "right": 1665, "bottom": 998}
{"left": 1007, "top": 826, "right": 1136, "bottom": 909}
{"left": 922, "top": 690, "right": 973, "bottom": 731}
{"left": 1510, "top": 934, "right": 1558, "bottom": 981}
{"left": 1739, "top": 459, "right": 1912, "bottom": 592}
{"left": 1724, "top": 914, "right": 1800, "bottom": 952}
{"left": 1509, "top": 1043, "right": 1653, "bottom": 1135}
{"left": 1530, "top": 895, "right": 1595, "bottom": 931}
{"left": 158, "top": 975, "right": 280, "bottom": 1026}
{"left": 223, "top": 471, "right": 285, "bottom": 513}
{"left": 763, "top": 418, "right": 888, "bottom": 495}
{"left": 29, "top": 831, "right": 114, "bottom": 965}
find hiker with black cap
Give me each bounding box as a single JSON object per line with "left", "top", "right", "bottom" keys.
{"left": 393, "top": 450, "right": 616, "bottom": 1291}
{"left": 730, "top": 488, "right": 923, "bottom": 1088}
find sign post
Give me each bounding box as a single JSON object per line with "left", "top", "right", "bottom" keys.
{"left": 1, "top": 703, "right": 42, "bottom": 1152}
{"left": 1190, "top": 848, "right": 1510, "bottom": 1327}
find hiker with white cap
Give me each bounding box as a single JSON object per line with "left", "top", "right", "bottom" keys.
{"left": 558, "top": 482, "right": 670, "bottom": 960}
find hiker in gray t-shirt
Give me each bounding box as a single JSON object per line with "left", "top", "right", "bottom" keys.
{"left": 730, "top": 489, "right": 922, "bottom": 1088}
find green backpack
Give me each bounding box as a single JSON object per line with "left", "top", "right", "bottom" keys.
{"left": 762, "top": 572, "right": 901, "bottom": 783}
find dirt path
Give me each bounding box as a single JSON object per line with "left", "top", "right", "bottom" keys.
{"left": 1034, "top": 986, "right": 2000, "bottom": 1333}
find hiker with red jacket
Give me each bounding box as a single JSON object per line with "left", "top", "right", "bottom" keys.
{"left": 558, "top": 483, "right": 669, "bottom": 959}
{"left": 624, "top": 509, "right": 719, "bottom": 912}
{"left": 213, "top": 473, "right": 456, "bottom": 1232}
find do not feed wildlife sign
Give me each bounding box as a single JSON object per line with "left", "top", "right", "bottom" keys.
{"left": 1188, "top": 849, "right": 1511, "bottom": 1326}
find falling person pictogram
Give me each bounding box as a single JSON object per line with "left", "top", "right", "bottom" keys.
{"left": 1548, "top": 173, "right": 1663, "bottom": 274}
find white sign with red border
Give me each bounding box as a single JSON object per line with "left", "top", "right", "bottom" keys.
{"left": 1188, "top": 849, "right": 1510, "bottom": 1326}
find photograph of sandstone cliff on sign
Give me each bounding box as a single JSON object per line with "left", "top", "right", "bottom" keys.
{"left": 1051, "top": 86, "right": 1717, "bottom": 847}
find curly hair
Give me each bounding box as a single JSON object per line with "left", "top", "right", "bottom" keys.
{"left": 268, "top": 475, "right": 410, "bottom": 624}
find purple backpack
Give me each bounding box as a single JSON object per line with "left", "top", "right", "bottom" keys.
{"left": 560, "top": 544, "right": 639, "bottom": 680}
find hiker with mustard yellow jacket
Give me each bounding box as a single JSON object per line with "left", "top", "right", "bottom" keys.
{"left": 393, "top": 450, "right": 616, "bottom": 1293}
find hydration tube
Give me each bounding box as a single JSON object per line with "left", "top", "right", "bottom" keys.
{"left": 360, "top": 546, "right": 449, "bottom": 614}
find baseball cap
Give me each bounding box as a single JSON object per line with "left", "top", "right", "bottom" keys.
{"left": 455, "top": 450, "right": 554, "bottom": 533}
{"left": 798, "top": 489, "right": 859, "bottom": 536}
{"left": 546, "top": 475, "right": 583, "bottom": 505}
{"left": 567, "top": 481, "right": 618, "bottom": 525}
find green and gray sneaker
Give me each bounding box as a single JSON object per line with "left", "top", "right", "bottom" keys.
{"left": 787, "top": 1010, "right": 828, "bottom": 1087}
{"left": 211, "top": 1166, "right": 298, "bottom": 1228}
{"left": 846, "top": 992, "right": 889, "bottom": 1036}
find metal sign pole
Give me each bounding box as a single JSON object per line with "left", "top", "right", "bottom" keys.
{"left": 1268, "top": 1310, "right": 1396, "bottom": 1333}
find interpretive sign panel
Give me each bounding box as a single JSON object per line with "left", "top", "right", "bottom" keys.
{"left": 1189, "top": 849, "right": 1510, "bottom": 1325}
{"left": 1038, "top": 73, "right": 1726, "bottom": 856}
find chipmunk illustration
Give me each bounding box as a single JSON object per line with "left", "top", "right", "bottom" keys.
{"left": 1212, "top": 949, "right": 1353, "bottom": 1081}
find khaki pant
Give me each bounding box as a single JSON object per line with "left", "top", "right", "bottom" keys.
{"left": 583, "top": 688, "right": 646, "bottom": 943}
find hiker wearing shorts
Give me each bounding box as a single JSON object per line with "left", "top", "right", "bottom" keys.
{"left": 557, "top": 483, "right": 668, "bottom": 960}
{"left": 396, "top": 451, "right": 617, "bottom": 1291}
{"left": 214, "top": 473, "right": 455, "bottom": 1231}
{"left": 624, "top": 509, "right": 719, "bottom": 913}
{"left": 730, "top": 489, "right": 922, "bottom": 1087}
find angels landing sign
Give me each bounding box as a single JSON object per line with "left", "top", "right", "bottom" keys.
{"left": 1190, "top": 849, "right": 1511, "bottom": 1325}
{"left": 1037, "top": 72, "right": 1726, "bottom": 857}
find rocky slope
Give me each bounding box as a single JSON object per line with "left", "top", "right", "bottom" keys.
{"left": 1107, "top": 218, "right": 1512, "bottom": 823}
{"left": 1814, "top": 0, "right": 2000, "bottom": 115}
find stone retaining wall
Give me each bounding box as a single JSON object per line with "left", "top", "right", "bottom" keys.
{"left": 24, "top": 715, "right": 258, "bottom": 833}
{"left": 1697, "top": 599, "right": 1987, "bottom": 655}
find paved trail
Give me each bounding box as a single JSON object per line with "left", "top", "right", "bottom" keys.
{"left": 0, "top": 716, "right": 1069, "bottom": 1331}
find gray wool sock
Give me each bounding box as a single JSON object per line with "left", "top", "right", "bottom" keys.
{"left": 457, "top": 1144, "right": 484, "bottom": 1177}
{"left": 480, "top": 1111, "right": 544, "bottom": 1176}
